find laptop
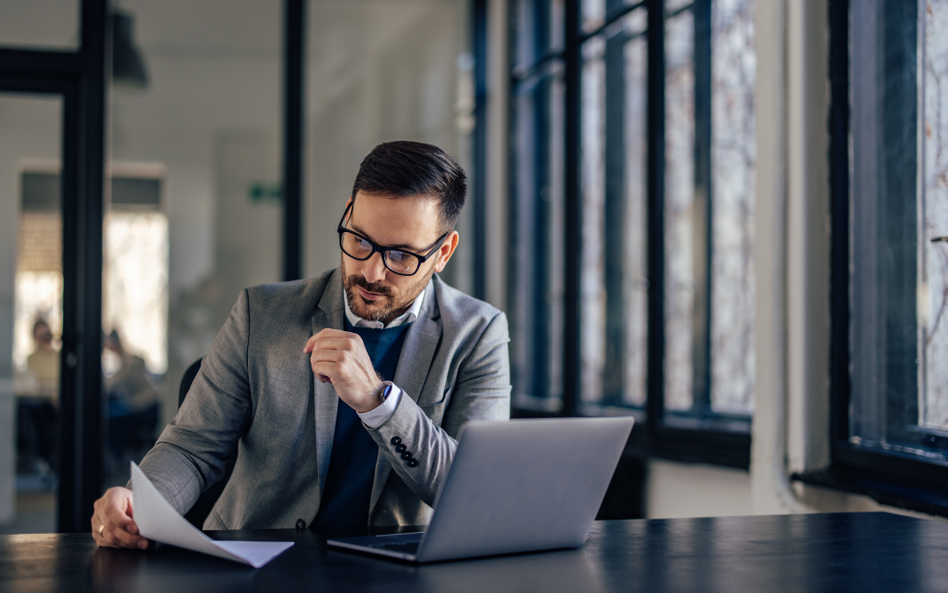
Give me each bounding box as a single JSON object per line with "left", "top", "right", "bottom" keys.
{"left": 327, "top": 416, "right": 634, "bottom": 563}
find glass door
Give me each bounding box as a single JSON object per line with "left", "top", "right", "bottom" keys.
{"left": 0, "top": 93, "right": 64, "bottom": 533}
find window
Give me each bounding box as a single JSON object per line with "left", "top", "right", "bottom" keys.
{"left": 508, "top": 0, "right": 755, "bottom": 467}
{"left": 825, "top": 0, "right": 948, "bottom": 514}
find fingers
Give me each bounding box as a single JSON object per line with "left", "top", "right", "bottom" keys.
{"left": 309, "top": 351, "right": 346, "bottom": 384}
{"left": 91, "top": 487, "right": 149, "bottom": 550}
{"left": 306, "top": 332, "right": 363, "bottom": 380}
{"left": 303, "top": 329, "right": 361, "bottom": 354}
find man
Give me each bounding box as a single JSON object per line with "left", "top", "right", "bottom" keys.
{"left": 92, "top": 141, "right": 511, "bottom": 549}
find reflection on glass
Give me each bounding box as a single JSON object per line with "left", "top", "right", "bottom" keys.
{"left": 583, "top": 0, "right": 649, "bottom": 33}
{"left": 581, "top": 38, "right": 606, "bottom": 405}
{"left": 579, "top": 8, "right": 648, "bottom": 412}
{"left": 102, "top": 209, "right": 167, "bottom": 475}
{"left": 921, "top": 0, "right": 948, "bottom": 430}
{"left": 584, "top": 0, "right": 606, "bottom": 32}
{"left": 850, "top": 0, "right": 921, "bottom": 450}
{"left": 623, "top": 16, "right": 648, "bottom": 409}
{"left": 710, "top": 0, "right": 755, "bottom": 414}
{"left": 510, "top": 65, "right": 566, "bottom": 412}
{"left": 664, "top": 9, "right": 696, "bottom": 412}
{"left": 513, "top": 0, "right": 566, "bottom": 73}
{"left": 1, "top": 95, "right": 63, "bottom": 534}
{"left": 666, "top": 0, "right": 695, "bottom": 14}
{"left": 103, "top": 211, "right": 169, "bottom": 377}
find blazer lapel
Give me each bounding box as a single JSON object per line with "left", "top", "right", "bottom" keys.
{"left": 368, "top": 278, "right": 442, "bottom": 515}
{"left": 312, "top": 268, "right": 345, "bottom": 500}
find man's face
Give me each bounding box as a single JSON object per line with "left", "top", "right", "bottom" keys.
{"left": 341, "top": 191, "right": 457, "bottom": 323}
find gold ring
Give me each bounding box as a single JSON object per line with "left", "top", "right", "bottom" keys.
{"left": 98, "top": 525, "right": 104, "bottom": 535}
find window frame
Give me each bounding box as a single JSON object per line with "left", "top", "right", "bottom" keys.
{"left": 800, "top": 0, "right": 948, "bottom": 517}
{"left": 506, "top": 0, "right": 751, "bottom": 470}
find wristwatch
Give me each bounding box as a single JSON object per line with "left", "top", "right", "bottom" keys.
{"left": 378, "top": 381, "right": 393, "bottom": 404}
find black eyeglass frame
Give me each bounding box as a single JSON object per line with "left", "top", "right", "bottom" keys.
{"left": 336, "top": 202, "right": 450, "bottom": 277}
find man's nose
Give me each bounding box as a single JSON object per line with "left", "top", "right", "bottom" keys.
{"left": 363, "top": 252, "right": 387, "bottom": 283}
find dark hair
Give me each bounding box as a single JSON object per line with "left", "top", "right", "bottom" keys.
{"left": 350, "top": 141, "right": 467, "bottom": 231}
{"left": 32, "top": 317, "right": 50, "bottom": 336}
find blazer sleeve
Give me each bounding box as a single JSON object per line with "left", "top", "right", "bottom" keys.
{"left": 367, "top": 311, "right": 511, "bottom": 507}
{"left": 135, "top": 289, "right": 253, "bottom": 515}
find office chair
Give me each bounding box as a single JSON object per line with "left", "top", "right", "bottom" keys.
{"left": 178, "top": 358, "right": 237, "bottom": 528}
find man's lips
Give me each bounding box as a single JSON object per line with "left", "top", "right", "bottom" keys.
{"left": 358, "top": 286, "right": 386, "bottom": 302}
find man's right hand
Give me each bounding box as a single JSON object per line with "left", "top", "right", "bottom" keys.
{"left": 91, "top": 487, "right": 149, "bottom": 549}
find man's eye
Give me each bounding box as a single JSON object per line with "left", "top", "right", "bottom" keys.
{"left": 388, "top": 250, "right": 407, "bottom": 263}
{"left": 356, "top": 238, "right": 372, "bottom": 250}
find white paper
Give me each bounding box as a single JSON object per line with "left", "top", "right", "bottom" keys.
{"left": 130, "top": 462, "right": 293, "bottom": 568}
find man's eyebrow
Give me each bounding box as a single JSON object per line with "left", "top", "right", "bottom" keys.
{"left": 349, "top": 222, "right": 427, "bottom": 252}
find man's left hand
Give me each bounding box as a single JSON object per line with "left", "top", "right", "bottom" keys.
{"left": 304, "top": 329, "right": 383, "bottom": 413}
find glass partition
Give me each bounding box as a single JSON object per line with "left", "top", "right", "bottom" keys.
{"left": 104, "top": 0, "right": 283, "bottom": 488}
{"left": 0, "top": 94, "right": 63, "bottom": 534}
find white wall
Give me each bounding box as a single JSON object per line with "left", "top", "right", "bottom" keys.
{"left": 647, "top": 461, "right": 753, "bottom": 519}
{"left": 303, "top": 0, "right": 470, "bottom": 281}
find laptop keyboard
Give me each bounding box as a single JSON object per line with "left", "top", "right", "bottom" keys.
{"left": 367, "top": 541, "right": 420, "bottom": 555}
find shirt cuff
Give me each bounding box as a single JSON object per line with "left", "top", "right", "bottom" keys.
{"left": 358, "top": 383, "right": 401, "bottom": 429}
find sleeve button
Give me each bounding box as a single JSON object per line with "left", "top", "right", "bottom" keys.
{"left": 401, "top": 452, "right": 412, "bottom": 460}
{"left": 407, "top": 459, "right": 418, "bottom": 468}
{"left": 395, "top": 444, "right": 407, "bottom": 453}
{"left": 390, "top": 436, "right": 402, "bottom": 445}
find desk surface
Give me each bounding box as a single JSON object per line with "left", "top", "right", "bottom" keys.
{"left": 2, "top": 512, "right": 947, "bottom": 593}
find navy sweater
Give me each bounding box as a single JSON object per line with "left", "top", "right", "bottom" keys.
{"left": 312, "top": 319, "right": 410, "bottom": 528}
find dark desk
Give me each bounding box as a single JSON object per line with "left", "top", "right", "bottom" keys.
{"left": 2, "top": 512, "right": 947, "bottom": 592}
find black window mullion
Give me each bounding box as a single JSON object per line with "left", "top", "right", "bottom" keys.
{"left": 563, "top": 0, "right": 582, "bottom": 417}
{"left": 0, "top": 49, "right": 82, "bottom": 80}
{"left": 472, "top": 0, "right": 489, "bottom": 301}
{"left": 58, "top": 0, "right": 108, "bottom": 533}
{"left": 506, "top": 0, "right": 520, "bottom": 400}
{"left": 531, "top": 1, "right": 552, "bottom": 403}
{"left": 828, "top": 0, "right": 850, "bottom": 448}
{"left": 281, "top": 0, "right": 305, "bottom": 282}
{"left": 645, "top": 0, "right": 666, "bottom": 439}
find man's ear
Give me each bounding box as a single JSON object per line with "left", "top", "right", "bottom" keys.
{"left": 434, "top": 231, "right": 460, "bottom": 273}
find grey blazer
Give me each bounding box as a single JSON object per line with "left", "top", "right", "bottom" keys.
{"left": 137, "top": 268, "right": 511, "bottom": 529}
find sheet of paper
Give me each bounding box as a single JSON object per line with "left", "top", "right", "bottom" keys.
{"left": 130, "top": 462, "right": 293, "bottom": 568}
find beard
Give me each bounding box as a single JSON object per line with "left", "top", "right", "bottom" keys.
{"left": 341, "top": 257, "right": 434, "bottom": 323}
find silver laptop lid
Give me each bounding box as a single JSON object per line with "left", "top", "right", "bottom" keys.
{"left": 416, "top": 416, "right": 634, "bottom": 562}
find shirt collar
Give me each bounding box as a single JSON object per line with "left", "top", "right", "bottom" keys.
{"left": 343, "top": 282, "right": 425, "bottom": 329}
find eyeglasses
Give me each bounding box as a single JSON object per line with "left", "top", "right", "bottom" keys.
{"left": 337, "top": 203, "right": 449, "bottom": 276}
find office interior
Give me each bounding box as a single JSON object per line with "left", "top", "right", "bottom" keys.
{"left": 0, "top": 0, "right": 944, "bottom": 536}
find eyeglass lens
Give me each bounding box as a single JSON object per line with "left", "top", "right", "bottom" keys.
{"left": 340, "top": 231, "right": 418, "bottom": 275}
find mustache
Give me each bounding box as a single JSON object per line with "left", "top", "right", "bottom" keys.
{"left": 349, "top": 275, "right": 392, "bottom": 297}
